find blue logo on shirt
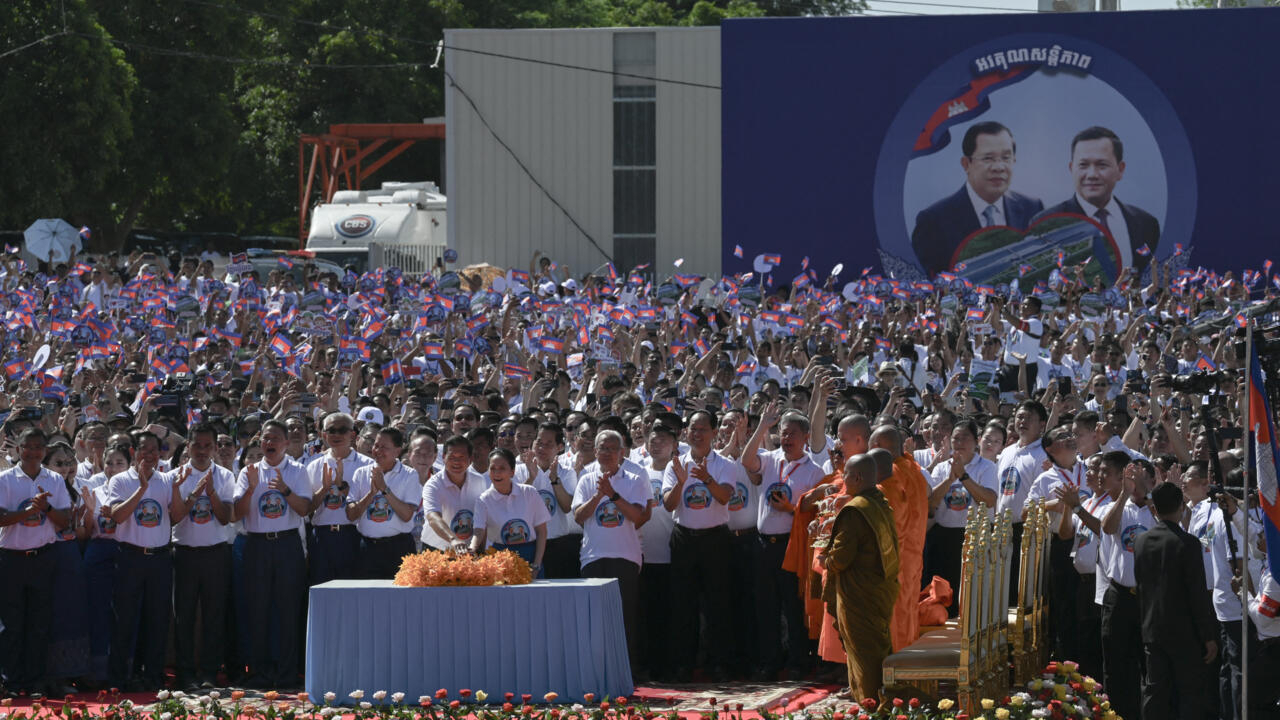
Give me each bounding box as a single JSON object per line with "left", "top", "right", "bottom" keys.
{"left": 595, "top": 501, "right": 623, "bottom": 528}
{"left": 258, "top": 491, "right": 286, "bottom": 520}
{"left": 451, "top": 509, "right": 474, "bottom": 540}
{"left": 683, "top": 484, "right": 711, "bottom": 510}
{"left": 538, "top": 489, "right": 557, "bottom": 516}
{"left": 729, "top": 482, "right": 749, "bottom": 512}
{"left": 1121, "top": 524, "right": 1147, "bottom": 553}
{"left": 501, "top": 518, "right": 532, "bottom": 545}
{"left": 945, "top": 485, "right": 970, "bottom": 511}
{"left": 367, "top": 494, "right": 392, "bottom": 522}
{"left": 189, "top": 496, "right": 213, "bottom": 524}
{"left": 1000, "top": 468, "right": 1020, "bottom": 497}
{"left": 135, "top": 498, "right": 163, "bottom": 528}
{"left": 650, "top": 479, "right": 663, "bottom": 504}
{"left": 18, "top": 498, "right": 45, "bottom": 527}
{"left": 766, "top": 482, "right": 793, "bottom": 505}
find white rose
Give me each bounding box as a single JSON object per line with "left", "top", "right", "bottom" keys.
{"left": 157, "top": 692, "right": 171, "bottom": 701}
{"left": 210, "top": 692, "right": 220, "bottom": 700}
{"left": 324, "top": 692, "right": 337, "bottom": 703}
{"left": 373, "top": 691, "right": 387, "bottom": 702}
{"left": 360, "top": 702, "right": 372, "bottom": 710}
{"left": 392, "top": 693, "right": 405, "bottom": 704}
{"left": 349, "top": 690, "right": 365, "bottom": 700}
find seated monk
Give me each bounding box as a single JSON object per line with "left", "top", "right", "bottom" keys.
{"left": 869, "top": 426, "right": 930, "bottom": 652}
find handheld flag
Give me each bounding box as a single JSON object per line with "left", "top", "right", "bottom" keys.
{"left": 733, "top": 245, "right": 743, "bottom": 259}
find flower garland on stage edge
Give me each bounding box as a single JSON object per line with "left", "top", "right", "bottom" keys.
{"left": 0, "top": 661, "right": 1115, "bottom": 720}
{"left": 393, "top": 548, "right": 534, "bottom": 587}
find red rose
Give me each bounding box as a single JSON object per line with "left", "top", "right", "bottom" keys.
{"left": 909, "top": 698, "right": 920, "bottom": 709}
{"left": 450, "top": 700, "right": 461, "bottom": 709}
{"left": 585, "top": 694, "right": 596, "bottom": 704}
{"left": 506, "top": 693, "right": 515, "bottom": 702}
{"left": 460, "top": 690, "right": 472, "bottom": 698}
{"left": 504, "top": 703, "right": 515, "bottom": 712}
{"left": 522, "top": 695, "right": 532, "bottom": 704}
{"left": 861, "top": 699, "right": 877, "bottom": 711}
{"left": 617, "top": 697, "right": 628, "bottom": 706}
{"left": 436, "top": 689, "right": 448, "bottom": 699}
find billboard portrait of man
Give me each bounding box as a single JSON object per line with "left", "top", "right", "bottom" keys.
{"left": 910, "top": 121, "right": 1045, "bottom": 277}
{"left": 1031, "top": 125, "right": 1160, "bottom": 273}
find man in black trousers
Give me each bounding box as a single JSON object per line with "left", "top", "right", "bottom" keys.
{"left": 1135, "top": 481, "right": 1218, "bottom": 720}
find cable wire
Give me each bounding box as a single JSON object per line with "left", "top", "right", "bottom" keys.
{"left": 443, "top": 69, "right": 614, "bottom": 265}
{"left": 0, "top": 31, "right": 67, "bottom": 60}
{"left": 872, "top": 0, "right": 1040, "bottom": 11}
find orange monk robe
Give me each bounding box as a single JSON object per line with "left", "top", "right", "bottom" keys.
{"left": 876, "top": 455, "right": 931, "bottom": 651}
{"left": 782, "top": 470, "right": 842, "bottom": 640}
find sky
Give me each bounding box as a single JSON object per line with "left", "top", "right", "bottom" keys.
{"left": 862, "top": 0, "right": 1178, "bottom": 16}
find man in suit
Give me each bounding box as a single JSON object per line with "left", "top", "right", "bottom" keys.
{"left": 911, "top": 121, "right": 1044, "bottom": 277}
{"left": 1134, "top": 481, "right": 1218, "bottom": 720}
{"left": 1031, "top": 126, "right": 1161, "bottom": 275}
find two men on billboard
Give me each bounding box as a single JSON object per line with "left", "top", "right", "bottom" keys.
{"left": 912, "top": 122, "right": 1160, "bottom": 279}
{"left": 1030, "top": 125, "right": 1161, "bottom": 275}
{"left": 910, "top": 122, "right": 1044, "bottom": 277}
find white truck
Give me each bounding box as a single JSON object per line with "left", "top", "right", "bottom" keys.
{"left": 304, "top": 181, "right": 448, "bottom": 275}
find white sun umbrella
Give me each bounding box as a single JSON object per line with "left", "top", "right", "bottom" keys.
{"left": 23, "top": 218, "right": 82, "bottom": 264}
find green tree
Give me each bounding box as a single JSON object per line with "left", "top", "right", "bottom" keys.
{"left": 0, "top": 0, "right": 135, "bottom": 232}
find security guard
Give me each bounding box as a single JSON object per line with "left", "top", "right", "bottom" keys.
{"left": 232, "top": 419, "right": 312, "bottom": 689}
{"left": 0, "top": 428, "right": 72, "bottom": 697}
{"left": 171, "top": 423, "right": 235, "bottom": 690}
{"left": 106, "top": 431, "right": 179, "bottom": 690}
{"left": 346, "top": 427, "right": 420, "bottom": 578}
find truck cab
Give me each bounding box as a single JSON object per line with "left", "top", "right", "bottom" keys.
{"left": 305, "top": 181, "right": 447, "bottom": 275}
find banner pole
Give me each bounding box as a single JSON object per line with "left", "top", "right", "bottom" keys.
{"left": 1243, "top": 319, "right": 1252, "bottom": 720}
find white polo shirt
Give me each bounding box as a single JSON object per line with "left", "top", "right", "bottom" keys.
{"left": 754, "top": 449, "right": 825, "bottom": 535}
{"left": 106, "top": 467, "right": 175, "bottom": 548}
{"left": 233, "top": 456, "right": 311, "bottom": 533}
{"left": 0, "top": 465, "right": 71, "bottom": 551}
{"left": 929, "top": 455, "right": 999, "bottom": 528}
{"left": 639, "top": 461, "right": 675, "bottom": 564}
{"left": 420, "top": 468, "right": 489, "bottom": 550}
{"left": 1027, "top": 462, "right": 1089, "bottom": 529}
{"left": 349, "top": 461, "right": 421, "bottom": 538}
{"left": 514, "top": 459, "right": 581, "bottom": 539}
{"left": 171, "top": 462, "right": 236, "bottom": 547}
{"left": 996, "top": 439, "right": 1048, "bottom": 521}
{"left": 1099, "top": 499, "right": 1156, "bottom": 589}
{"left": 573, "top": 467, "right": 653, "bottom": 568}
{"left": 725, "top": 461, "right": 759, "bottom": 532}
{"left": 307, "top": 450, "right": 373, "bottom": 527}
{"left": 87, "top": 484, "right": 118, "bottom": 539}
{"left": 1071, "top": 492, "right": 1113, "bottom": 577}
{"left": 661, "top": 450, "right": 734, "bottom": 529}
{"left": 474, "top": 483, "right": 550, "bottom": 547}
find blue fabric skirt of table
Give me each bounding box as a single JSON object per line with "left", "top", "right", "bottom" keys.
{"left": 305, "top": 578, "right": 633, "bottom": 703}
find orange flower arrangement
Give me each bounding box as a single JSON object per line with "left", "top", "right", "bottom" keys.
{"left": 394, "top": 548, "right": 534, "bottom": 587}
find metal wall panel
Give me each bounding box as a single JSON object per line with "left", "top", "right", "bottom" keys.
{"left": 445, "top": 27, "right": 721, "bottom": 280}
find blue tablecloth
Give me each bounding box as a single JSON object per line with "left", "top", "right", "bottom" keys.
{"left": 305, "top": 579, "right": 633, "bottom": 703}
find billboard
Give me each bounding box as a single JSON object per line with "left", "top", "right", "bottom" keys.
{"left": 721, "top": 9, "right": 1280, "bottom": 286}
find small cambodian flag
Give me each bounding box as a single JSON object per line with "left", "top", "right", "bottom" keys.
{"left": 733, "top": 245, "right": 743, "bottom": 259}
{"left": 762, "top": 254, "right": 782, "bottom": 265}
{"left": 1135, "top": 244, "right": 1151, "bottom": 257}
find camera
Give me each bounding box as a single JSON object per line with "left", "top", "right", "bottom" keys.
{"left": 1168, "top": 370, "right": 1233, "bottom": 395}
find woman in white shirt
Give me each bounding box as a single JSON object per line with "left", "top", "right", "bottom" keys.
{"left": 471, "top": 448, "right": 550, "bottom": 576}
{"left": 81, "top": 445, "right": 130, "bottom": 686}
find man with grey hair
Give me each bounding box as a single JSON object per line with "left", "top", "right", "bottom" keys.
{"left": 742, "top": 402, "right": 826, "bottom": 680}
{"left": 572, "top": 429, "right": 653, "bottom": 678}
{"left": 306, "top": 411, "right": 373, "bottom": 585}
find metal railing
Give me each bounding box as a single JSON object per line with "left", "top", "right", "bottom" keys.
{"left": 369, "top": 242, "right": 447, "bottom": 276}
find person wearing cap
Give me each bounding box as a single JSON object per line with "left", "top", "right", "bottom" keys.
{"left": 232, "top": 419, "right": 312, "bottom": 689}
{"left": 169, "top": 423, "right": 235, "bottom": 690}
{"left": 306, "top": 412, "right": 371, "bottom": 585}
{"left": 0, "top": 428, "right": 72, "bottom": 697}
{"left": 1134, "top": 481, "right": 1217, "bottom": 720}
{"left": 105, "top": 431, "right": 180, "bottom": 691}
{"left": 356, "top": 406, "right": 384, "bottom": 427}
{"left": 346, "top": 427, "right": 420, "bottom": 578}
{"left": 421, "top": 435, "right": 488, "bottom": 554}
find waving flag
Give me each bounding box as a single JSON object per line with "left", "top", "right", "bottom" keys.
{"left": 1248, "top": 337, "right": 1280, "bottom": 579}
{"left": 269, "top": 334, "right": 293, "bottom": 358}
{"left": 733, "top": 245, "right": 743, "bottom": 259}
{"left": 762, "top": 253, "right": 782, "bottom": 265}
{"left": 1196, "top": 353, "right": 1216, "bottom": 371}
{"left": 423, "top": 340, "right": 444, "bottom": 360}
{"left": 3, "top": 358, "right": 29, "bottom": 380}
{"left": 1135, "top": 244, "right": 1151, "bottom": 257}
{"left": 503, "top": 363, "right": 532, "bottom": 380}
{"left": 538, "top": 337, "right": 564, "bottom": 355}
{"left": 381, "top": 360, "right": 404, "bottom": 385}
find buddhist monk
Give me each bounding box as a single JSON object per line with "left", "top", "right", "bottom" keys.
{"left": 821, "top": 453, "right": 899, "bottom": 702}
{"left": 869, "top": 426, "right": 930, "bottom": 651}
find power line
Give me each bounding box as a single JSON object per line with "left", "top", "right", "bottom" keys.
{"left": 443, "top": 44, "right": 720, "bottom": 89}
{"left": 863, "top": 6, "right": 932, "bottom": 13}
{"left": 871, "top": 0, "right": 1040, "bottom": 11}
{"left": 443, "top": 69, "right": 614, "bottom": 266}
{"left": 75, "top": 32, "right": 432, "bottom": 69}
{"left": 0, "top": 31, "right": 67, "bottom": 60}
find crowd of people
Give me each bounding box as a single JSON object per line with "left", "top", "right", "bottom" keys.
{"left": 0, "top": 246, "right": 1278, "bottom": 720}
